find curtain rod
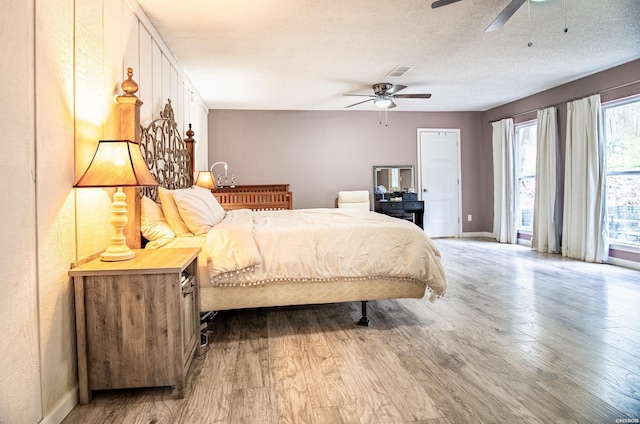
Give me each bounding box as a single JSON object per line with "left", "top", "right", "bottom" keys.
{"left": 490, "top": 79, "right": 640, "bottom": 123}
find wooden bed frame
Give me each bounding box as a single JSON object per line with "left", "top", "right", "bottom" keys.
{"left": 211, "top": 184, "right": 292, "bottom": 211}
{"left": 119, "top": 70, "right": 430, "bottom": 325}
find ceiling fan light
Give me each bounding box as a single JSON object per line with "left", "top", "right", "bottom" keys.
{"left": 374, "top": 96, "right": 394, "bottom": 109}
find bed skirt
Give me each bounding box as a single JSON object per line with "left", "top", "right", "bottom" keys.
{"left": 199, "top": 278, "right": 427, "bottom": 312}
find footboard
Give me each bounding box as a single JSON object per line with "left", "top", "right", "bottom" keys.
{"left": 212, "top": 184, "right": 293, "bottom": 211}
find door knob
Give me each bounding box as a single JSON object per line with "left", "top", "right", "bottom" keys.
{"left": 423, "top": 188, "right": 429, "bottom": 192}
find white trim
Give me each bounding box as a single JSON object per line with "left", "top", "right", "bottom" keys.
{"left": 517, "top": 229, "right": 532, "bottom": 246}
{"left": 602, "top": 93, "right": 640, "bottom": 108}
{"left": 517, "top": 238, "right": 532, "bottom": 247}
{"left": 608, "top": 256, "right": 640, "bottom": 271}
{"left": 607, "top": 241, "right": 640, "bottom": 271}
{"left": 514, "top": 120, "right": 537, "bottom": 234}
{"left": 609, "top": 241, "right": 640, "bottom": 255}
{"left": 461, "top": 231, "right": 494, "bottom": 238}
{"left": 40, "top": 386, "right": 78, "bottom": 424}
{"left": 416, "top": 128, "right": 463, "bottom": 237}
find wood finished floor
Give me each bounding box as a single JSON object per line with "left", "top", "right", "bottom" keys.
{"left": 62, "top": 238, "right": 640, "bottom": 424}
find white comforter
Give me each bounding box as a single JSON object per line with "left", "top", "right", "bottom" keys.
{"left": 205, "top": 208, "right": 447, "bottom": 300}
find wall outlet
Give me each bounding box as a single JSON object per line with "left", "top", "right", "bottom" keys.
{"left": 467, "top": 214, "right": 472, "bottom": 222}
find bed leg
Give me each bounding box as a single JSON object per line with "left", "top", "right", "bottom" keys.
{"left": 358, "top": 301, "right": 370, "bottom": 326}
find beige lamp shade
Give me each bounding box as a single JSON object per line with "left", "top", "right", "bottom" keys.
{"left": 74, "top": 140, "right": 157, "bottom": 261}
{"left": 195, "top": 171, "right": 217, "bottom": 190}
{"left": 74, "top": 140, "right": 158, "bottom": 188}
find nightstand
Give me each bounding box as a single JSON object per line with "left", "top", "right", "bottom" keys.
{"left": 69, "top": 248, "right": 201, "bottom": 404}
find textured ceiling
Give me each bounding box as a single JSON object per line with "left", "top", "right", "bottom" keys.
{"left": 136, "top": 0, "right": 640, "bottom": 112}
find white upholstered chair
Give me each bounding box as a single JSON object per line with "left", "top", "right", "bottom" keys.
{"left": 337, "top": 190, "right": 370, "bottom": 211}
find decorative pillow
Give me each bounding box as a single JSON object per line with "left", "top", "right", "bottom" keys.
{"left": 141, "top": 196, "right": 175, "bottom": 241}
{"left": 171, "top": 186, "right": 226, "bottom": 235}
{"left": 158, "top": 187, "right": 192, "bottom": 236}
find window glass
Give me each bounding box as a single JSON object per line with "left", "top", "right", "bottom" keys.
{"left": 604, "top": 95, "right": 640, "bottom": 245}
{"left": 515, "top": 121, "right": 537, "bottom": 228}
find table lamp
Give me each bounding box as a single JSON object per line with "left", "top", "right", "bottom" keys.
{"left": 195, "top": 171, "right": 217, "bottom": 190}
{"left": 210, "top": 161, "right": 235, "bottom": 188}
{"left": 74, "top": 139, "right": 158, "bottom": 261}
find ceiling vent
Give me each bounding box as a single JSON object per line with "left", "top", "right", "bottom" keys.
{"left": 387, "top": 65, "right": 414, "bottom": 78}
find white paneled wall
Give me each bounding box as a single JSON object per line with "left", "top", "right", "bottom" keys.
{"left": 36, "top": 0, "right": 78, "bottom": 420}
{"left": 131, "top": 0, "right": 209, "bottom": 150}
{"left": 0, "top": 0, "right": 208, "bottom": 422}
{"left": 0, "top": 1, "right": 41, "bottom": 423}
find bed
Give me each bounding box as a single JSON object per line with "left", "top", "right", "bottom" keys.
{"left": 132, "top": 99, "right": 447, "bottom": 324}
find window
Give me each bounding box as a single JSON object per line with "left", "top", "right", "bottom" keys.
{"left": 603, "top": 95, "right": 640, "bottom": 245}
{"left": 515, "top": 121, "right": 537, "bottom": 229}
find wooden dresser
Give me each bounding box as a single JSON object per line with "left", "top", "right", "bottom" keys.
{"left": 69, "top": 248, "right": 201, "bottom": 404}
{"left": 374, "top": 192, "right": 425, "bottom": 229}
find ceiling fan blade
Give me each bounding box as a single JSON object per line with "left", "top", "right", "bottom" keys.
{"left": 392, "top": 93, "right": 432, "bottom": 99}
{"left": 386, "top": 84, "right": 407, "bottom": 95}
{"left": 388, "top": 101, "right": 397, "bottom": 109}
{"left": 431, "top": 0, "right": 463, "bottom": 9}
{"left": 485, "top": 0, "right": 526, "bottom": 32}
{"left": 344, "top": 98, "right": 375, "bottom": 109}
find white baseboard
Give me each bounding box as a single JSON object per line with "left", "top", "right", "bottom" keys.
{"left": 460, "top": 231, "right": 494, "bottom": 239}
{"left": 41, "top": 385, "right": 78, "bottom": 424}
{"left": 608, "top": 257, "right": 640, "bottom": 271}
{"left": 450, "top": 234, "right": 640, "bottom": 270}
{"left": 517, "top": 238, "right": 532, "bottom": 247}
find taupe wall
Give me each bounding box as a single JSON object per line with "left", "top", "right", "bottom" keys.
{"left": 209, "top": 60, "right": 640, "bottom": 235}
{"left": 209, "top": 110, "right": 487, "bottom": 232}
{"left": 481, "top": 59, "right": 640, "bottom": 232}
{"left": 0, "top": 1, "right": 208, "bottom": 423}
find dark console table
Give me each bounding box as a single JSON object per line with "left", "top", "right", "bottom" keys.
{"left": 374, "top": 192, "right": 424, "bottom": 229}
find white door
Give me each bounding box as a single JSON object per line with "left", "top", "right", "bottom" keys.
{"left": 417, "top": 129, "right": 461, "bottom": 237}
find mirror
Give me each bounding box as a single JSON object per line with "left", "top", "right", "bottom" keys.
{"left": 373, "top": 165, "right": 415, "bottom": 197}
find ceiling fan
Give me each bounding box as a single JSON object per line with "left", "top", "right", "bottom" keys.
{"left": 431, "top": 0, "right": 534, "bottom": 32}
{"left": 344, "top": 83, "right": 432, "bottom": 109}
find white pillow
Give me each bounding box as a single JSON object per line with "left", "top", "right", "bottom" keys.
{"left": 158, "top": 187, "right": 193, "bottom": 236}
{"left": 141, "top": 196, "right": 175, "bottom": 241}
{"left": 172, "top": 186, "right": 226, "bottom": 235}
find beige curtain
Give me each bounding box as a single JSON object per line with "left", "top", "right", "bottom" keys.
{"left": 532, "top": 107, "right": 561, "bottom": 253}
{"left": 492, "top": 118, "right": 517, "bottom": 244}
{"left": 562, "top": 94, "right": 608, "bottom": 262}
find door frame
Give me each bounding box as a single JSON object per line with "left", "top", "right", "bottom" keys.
{"left": 416, "top": 128, "right": 463, "bottom": 237}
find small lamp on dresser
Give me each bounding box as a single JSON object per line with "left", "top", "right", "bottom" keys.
{"left": 74, "top": 139, "right": 158, "bottom": 261}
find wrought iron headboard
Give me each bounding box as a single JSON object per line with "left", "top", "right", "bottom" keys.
{"left": 139, "top": 99, "right": 193, "bottom": 201}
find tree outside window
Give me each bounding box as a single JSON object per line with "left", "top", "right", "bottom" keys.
{"left": 604, "top": 95, "right": 640, "bottom": 245}
{"left": 515, "top": 121, "right": 537, "bottom": 229}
